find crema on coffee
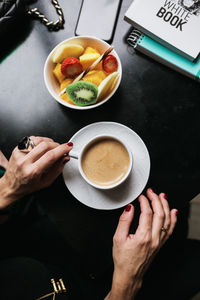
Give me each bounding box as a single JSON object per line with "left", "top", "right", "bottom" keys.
{"left": 81, "top": 138, "right": 130, "bottom": 186}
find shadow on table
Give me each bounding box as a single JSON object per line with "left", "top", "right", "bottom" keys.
{"left": 0, "top": 189, "right": 199, "bottom": 299}
{"left": 0, "top": 16, "right": 33, "bottom": 63}
{"left": 58, "top": 87, "right": 124, "bottom": 130}
{"left": 137, "top": 238, "right": 200, "bottom": 300}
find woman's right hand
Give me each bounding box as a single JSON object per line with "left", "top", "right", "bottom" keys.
{"left": 105, "top": 188, "right": 178, "bottom": 300}
{"left": 0, "top": 136, "right": 73, "bottom": 210}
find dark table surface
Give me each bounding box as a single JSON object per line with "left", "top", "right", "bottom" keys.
{"left": 0, "top": 0, "right": 199, "bottom": 286}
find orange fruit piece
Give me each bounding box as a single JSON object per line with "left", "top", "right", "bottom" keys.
{"left": 60, "top": 93, "right": 74, "bottom": 105}
{"left": 53, "top": 63, "right": 65, "bottom": 83}
{"left": 94, "top": 61, "right": 103, "bottom": 71}
{"left": 60, "top": 78, "right": 74, "bottom": 105}
{"left": 60, "top": 78, "right": 73, "bottom": 91}
{"left": 83, "top": 70, "right": 107, "bottom": 86}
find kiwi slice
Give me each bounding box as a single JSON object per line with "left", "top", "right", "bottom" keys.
{"left": 66, "top": 81, "right": 98, "bottom": 106}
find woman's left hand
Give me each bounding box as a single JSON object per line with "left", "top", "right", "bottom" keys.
{"left": 105, "top": 188, "right": 178, "bottom": 300}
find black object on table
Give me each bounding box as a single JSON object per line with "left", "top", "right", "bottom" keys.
{"left": 0, "top": 0, "right": 200, "bottom": 299}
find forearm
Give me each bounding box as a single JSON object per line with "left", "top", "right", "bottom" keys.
{"left": 0, "top": 177, "right": 19, "bottom": 210}
{"left": 104, "top": 272, "right": 142, "bottom": 300}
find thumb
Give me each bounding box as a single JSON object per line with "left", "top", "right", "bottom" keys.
{"left": 114, "top": 204, "right": 134, "bottom": 241}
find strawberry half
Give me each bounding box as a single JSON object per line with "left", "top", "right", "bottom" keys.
{"left": 61, "top": 57, "right": 83, "bottom": 78}
{"left": 103, "top": 55, "right": 118, "bottom": 73}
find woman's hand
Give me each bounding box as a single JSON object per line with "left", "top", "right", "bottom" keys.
{"left": 0, "top": 150, "right": 8, "bottom": 170}
{"left": 105, "top": 188, "right": 178, "bottom": 300}
{"left": 0, "top": 136, "right": 73, "bottom": 209}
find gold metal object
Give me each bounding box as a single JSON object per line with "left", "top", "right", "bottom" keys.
{"left": 59, "top": 278, "right": 66, "bottom": 292}
{"left": 35, "top": 292, "right": 55, "bottom": 300}
{"left": 161, "top": 226, "right": 168, "bottom": 233}
{"left": 56, "top": 282, "right": 62, "bottom": 293}
{"left": 27, "top": 0, "right": 64, "bottom": 31}
{"left": 35, "top": 278, "right": 67, "bottom": 300}
{"left": 51, "top": 278, "right": 58, "bottom": 293}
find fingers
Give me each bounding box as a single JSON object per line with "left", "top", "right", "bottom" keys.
{"left": 33, "top": 143, "right": 72, "bottom": 173}
{"left": 167, "top": 209, "right": 178, "bottom": 237}
{"left": 13, "top": 136, "right": 55, "bottom": 160}
{"left": 114, "top": 204, "right": 134, "bottom": 242}
{"left": 159, "top": 193, "right": 171, "bottom": 238}
{"left": 147, "top": 189, "right": 178, "bottom": 247}
{"left": 30, "top": 136, "right": 54, "bottom": 146}
{"left": 136, "top": 195, "right": 152, "bottom": 234}
{"left": 13, "top": 136, "right": 72, "bottom": 181}
{"left": 146, "top": 188, "right": 165, "bottom": 241}
{"left": 25, "top": 141, "right": 60, "bottom": 163}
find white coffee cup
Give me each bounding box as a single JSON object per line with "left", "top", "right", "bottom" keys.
{"left": 69, "top": 134, "right": 133, "bottom": 190}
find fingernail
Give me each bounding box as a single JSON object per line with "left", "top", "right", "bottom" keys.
{"left": 148, "top": 188, "right": 154, "bottom": 193}
{"left": 67, "top": 142, "right": 73, "bottom": 147}
{"left": 125, "top": 204, "right": 131, "bottom": 212}
{"left": 163, "top": 193, "right": 167, "bottom": 199}
{"left": 63, "top": 157, "right": 70, "bottom": 164}
{"left": 175, "top": 210, "right": 178, "bottom": 216}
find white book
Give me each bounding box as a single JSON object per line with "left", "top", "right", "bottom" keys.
{"left": 124, "top": 0, "right": 200, "bottom": 61}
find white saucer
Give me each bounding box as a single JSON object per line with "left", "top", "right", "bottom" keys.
{"left": 63, "top": 122, "right": 150, "bottom": 210}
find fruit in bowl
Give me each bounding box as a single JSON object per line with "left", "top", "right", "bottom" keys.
{"left": 44, "top": 36, "right": 122, "bottom": 110}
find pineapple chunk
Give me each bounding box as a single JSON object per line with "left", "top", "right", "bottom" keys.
{"left": 79, "top": 53, "right": 100, "bottom": 70}
{"left": 83, "top": 47, "right": 100, "bottom": 55}
{"left": 53, "top": 63, "right": 65, "bottom": 83}
{"left": 80, "top": 49, "right": 102, "bottom": 70}
{"left": 83, "top": 70, "right": 107, "bottom": 86}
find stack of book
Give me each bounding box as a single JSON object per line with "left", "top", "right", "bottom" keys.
{"left": 124, "top": 0, "right": 200, "bottom": 81}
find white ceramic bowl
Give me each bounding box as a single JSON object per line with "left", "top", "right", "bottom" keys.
{"left": 44, "top": 36, "right": 122, "bottom": 110}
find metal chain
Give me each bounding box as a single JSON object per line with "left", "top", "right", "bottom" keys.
{"left": 26, "top": 0, "right": 65, "bottom": 31}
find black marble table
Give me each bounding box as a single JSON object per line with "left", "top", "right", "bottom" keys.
{"left": 0, "top": 0, "right": 199, "bottom": 295}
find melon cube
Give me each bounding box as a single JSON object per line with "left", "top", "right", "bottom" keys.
{"left": 52, "top": 43, "right": 84, "bottom": 63}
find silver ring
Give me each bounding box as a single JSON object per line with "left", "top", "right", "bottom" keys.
{"left": 29, "top": 139, "right": 35, "bottom": 149}
{"left": 18, "top": 136, "right": 35, "bottom": 152}
{"left": 161, "top": 227, "right": 168, "bottom": 233}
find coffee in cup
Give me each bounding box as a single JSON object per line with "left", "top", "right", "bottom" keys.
{"left": 68, "top": 135, "right": 132, "bottom": 190}
{"left": 81, "top": 137, "right": 130, "bottom": 187}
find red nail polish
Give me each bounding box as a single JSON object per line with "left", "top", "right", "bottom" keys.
{"left": 125, "top": 204, "right": 131, "bottom": 212}
{"left": 67, "top": 142, "right": 73, "bottom": 146}
{"left": 175, "top": 210, "right": 178, "bottom": 216}
{"left": 163, "top": 193, "right": 167, "bottom": 199}
{"left": 149, "top": 188, "right": 154, "bottom": 193}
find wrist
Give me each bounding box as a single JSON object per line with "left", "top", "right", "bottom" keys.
{"left": 108, "top": 271, "right": 143, "bottom": 300}
{"left": 0, "top": 176, "right": 19, "bottom": 210}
